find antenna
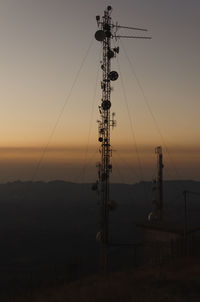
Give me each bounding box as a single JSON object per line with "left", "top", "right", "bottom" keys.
{"left": 155, "top": 146, "right": 164, "bottom": 220}
{"left": 94, "top": 5, "right": 151, "bottom": 273}
{"left": 114, "top": 25, "right": 148, "bottom": 31}
{"left": 148, "top": 146, "right": 164, "bottom": 223}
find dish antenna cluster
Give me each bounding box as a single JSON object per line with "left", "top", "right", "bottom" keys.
{"left": 93, "top": 5, "right": 151, "bottom": 272}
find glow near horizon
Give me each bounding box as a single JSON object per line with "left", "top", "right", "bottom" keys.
{"left": 0, "top": 0, "right": 200, "bottom": 182}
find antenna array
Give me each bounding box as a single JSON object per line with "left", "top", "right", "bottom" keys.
{"left": 93, "top": 5, "right": 151, "bottom": 272}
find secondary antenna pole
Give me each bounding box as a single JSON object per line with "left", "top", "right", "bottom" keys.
{"left": 155, "top": 146, "right": 164, "bottom": 220}
{"left": 94, "top": 5, "right": 151, "bottom": 273}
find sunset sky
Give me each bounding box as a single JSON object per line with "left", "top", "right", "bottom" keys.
{"left": 0, "top": 0, "right": 199, "bottom": 183}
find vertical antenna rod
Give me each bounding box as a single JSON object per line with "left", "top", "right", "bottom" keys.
{"left": 155, "top": 146, "right": 164, "bottom": 220}
{"left": 94, "top": 5, "right": 151, "bottom": 273}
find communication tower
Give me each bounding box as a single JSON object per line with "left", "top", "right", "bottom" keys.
{"left": 94, "top": 5, "right": 151, "bottom": 272}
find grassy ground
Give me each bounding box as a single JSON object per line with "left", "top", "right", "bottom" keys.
{"left": 11, "top": 257, "right": 200, "bottom": 302}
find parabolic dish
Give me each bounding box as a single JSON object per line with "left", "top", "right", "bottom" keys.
{"left": 109, "top": 71, "right": 119, "bottom": 81}
{"left": 102, "top": 100, "right": 111, "bottom": 110}
{"left": 95, "top": 30, "right": 105, "bottom": 41}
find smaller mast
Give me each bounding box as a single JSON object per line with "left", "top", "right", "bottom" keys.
{"left": 150, "top": 146, "right": 164, "bottom": 222}
{"left": 155, "top": 146, "right": 164, "bottom": 220}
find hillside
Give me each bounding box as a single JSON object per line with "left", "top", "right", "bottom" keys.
{"left": 13, "top": 257, "right": 200, "bottom": 302}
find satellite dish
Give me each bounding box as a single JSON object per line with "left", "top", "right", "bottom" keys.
{"left": 109, "top": 71, "right": 119, "bottom": 81}
{"left": 102, "top": 100, "right": 111, "bottom": 110}
{"left": 148, "top": 211, "right": 158, "bottom": 222}
{"left": 107, "top": 49, "right": 114, "bottom": 59}
{"left": 95, "top": 30, "right": 105, "bottom": 41}
{"left": 96, "top": 231, "right": 103, "bottom": 242}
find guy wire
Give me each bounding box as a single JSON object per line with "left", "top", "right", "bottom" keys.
{"left": 31, "top": 38, "right": 94, "bottom": 181}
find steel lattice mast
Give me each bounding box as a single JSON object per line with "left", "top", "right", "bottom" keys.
{"left": 155, "top": 146, "right": 164, "bottom": 220}
{"left": 94, "top": 5, "right": 151, "bottom": 272}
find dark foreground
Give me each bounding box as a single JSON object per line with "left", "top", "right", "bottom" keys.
{"left": 0, "top": 180, "right": 199, "bottom": 300}
{"left": 9, "top": 257, "right": 200, "bottom": 302}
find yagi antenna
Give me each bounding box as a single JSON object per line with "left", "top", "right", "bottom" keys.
{"left": 112, "top": 22, "right": 152, "bottom": 39}
{"left": 114, "top": 35, "right": 152, "bottom": 39}
{"left": 93, "top": 5, "right": 151, "bottom": 273}
{"left": 114, "top": 24, "right": 148, "bottom": 32}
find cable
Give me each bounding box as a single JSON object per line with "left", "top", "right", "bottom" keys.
{"left": 111, "top": 153, "right": 126, "bottom": 184}
{"left": 117, "top": 56, "right": 149, "bottom": 205}
{"left": 113, "top": 149, "right": 140, "bottom": 183}
{"left": 116, "top": 56, "right": 144, "bottom": 183}
{"left": 111, "top": 153, "right": 141, "bottom": 205}
{"left": 73, "top": 148, "right": 99, "bottom": 183}
{"left": 31, "top": 38, "right": 94, "bottom": 181}
{"left": 120, "top": 40, "right": 185, "bottom": 197}
{"left": 81, "top": 60, "right": 100, "bottom": 183}
{"left": 120, "top": 40, "right": 180, "bottom": 178}
{"left": 185, "top": 191, "right": 200, "bottom": 196}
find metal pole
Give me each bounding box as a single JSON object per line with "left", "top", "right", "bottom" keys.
{"left": 184, "top": 191, "right": 187, "bottom": 238}
{"left": 183, "top": 190, "right": 188, "bottom": 256}
{"left": 155, "top": 146, "right": 164, "bottom": 220}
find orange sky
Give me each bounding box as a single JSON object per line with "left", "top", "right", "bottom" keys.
{"left": 0, "top": 1, "right": 200, "bottom": 182}
{"left": 0, "top": 144, "right": 199, "bottom": 183}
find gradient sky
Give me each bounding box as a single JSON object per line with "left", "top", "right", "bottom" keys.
{"left": 0, "top": 0, "right": 200, "bottom": 183}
